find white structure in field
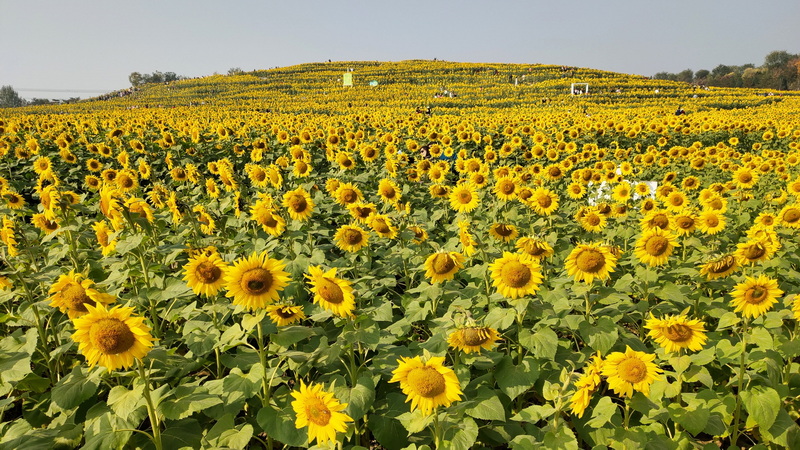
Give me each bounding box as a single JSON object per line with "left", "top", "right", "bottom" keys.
{"left": 570, "top": 83, "right": 589, "bottom": 95}
{"left": 342, "top": 72, "right": 353, "bottom": 87}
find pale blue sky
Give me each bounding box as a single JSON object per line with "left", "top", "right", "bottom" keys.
{"left": 1, "top": 0, "right": 798, "bottom": 100}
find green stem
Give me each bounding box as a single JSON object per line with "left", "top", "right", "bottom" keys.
{"left": 138, "top": 360, "right": 163, "bottom": 450}
{"left": 731, "top": 318, "right": 749, "bottom": 448}
{"left": 623, "top": 399, "right": 631, "bottom": 430}
{"left": 256, "top": 321, "right": 270, "bottom": 407}
{"left": 431, "top": 409, "right": 444, "bottom": 449}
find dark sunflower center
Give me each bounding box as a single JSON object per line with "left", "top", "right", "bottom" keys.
{"left": 407, "top": 366, "right": 446, "bottom": 398}
{"left": 644, "top": 235, "right": 670, "bottom": 256}
{"left": 62, "top": 283, "right": 91, "bottom": 312}
{"left": 340, "top": 189, "right": 357, "bottom": 203}
{"left": 382, "top": 187, "right": 397, "bottom": 199}
{"left": 305, "top": 398, "right": 332, "bottom": 426}
{"left": 743, "top": 243, "right": 766, "bottom": 260}
{"left": 196, "top": 261, "right": 222, "bottom": 284}
{"left": 495, "top": 225, "right": 513, "bottom": 237}
{"left": 343, "top": 229, "right": 363, "bottom": 245}
{"left": 745, "top": 287, "right": 768, "bottom": 304}
{"left": 287, "top": 194, "right": 307, "bottom": 212}
{"left": 431, "top": 253, "right": 456, "bottom": 274}
{"left": 704, "top": 215, "right": 720, "bottom": 227}
{"left": 260, "top": 213, "right": 278, "bottom": 228}
{"left": 433, "top": 186, "right": 447, "bottom": 196}
{"left": 317, "top": 278, "right": 344, "bottom": 304}
{"left": 89, "top": 318, "right": 136, "bottom": 355}
{"left": 499, "top": 182, "right": 515, "bottom": 195}
{"left": 663, "top": 324, "right": 693, "bottom": 342}
{"left": 241, "top": 268, "right": 273, "bottom": 295}
{"left": 575, "top": 249, "right": 606, "bottom": 273}
{"left": 618, "top": 358, "right": 648, "bottom": 383}
{"left": 372, "top": 219, "right": 390, "bottom": 234}
{"left": 785, "top": 208, "right": 800, "bottom": 223}
{"left": 710, "top": 257, "right": 735, "bottom": 274}
{"left": 462, "top": 328, "right": 490, "bottom": 346}
{"left": 275, "top": 307, "right": 297, "bottom": 319}
{"left": 677, "top": 217, "right": 694, "bottom": 229}
{"left": 501, "top": 261, "right": 531, "bottom": 288}
{"left": 536, "top": 195, "right": 552, "bottom": 208}
{"left": 586, "top": 214, "right": 601, "bottom": 226}
{"left": 738, "top": 172, "right": 753, "bottom": 183}
{"left": 652, "top": 214, "right": 669, "bottom": 229}
{"left": 457, "top": 190, "right": 473, "bottom": 203}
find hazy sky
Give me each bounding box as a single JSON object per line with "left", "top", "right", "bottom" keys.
{"left": 2, "top": 0, "right": 798, "bottom": 100}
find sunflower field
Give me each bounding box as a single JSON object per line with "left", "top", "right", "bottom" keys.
{"left": 1, "top": 60, "right": 800, "bottom": 450}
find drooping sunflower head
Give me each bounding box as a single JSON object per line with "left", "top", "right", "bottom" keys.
{"left": 305, "top": 266, "right": 355, "bottom": 318}
{"left": 516, "top": 236, "right": 554, "bottom": 260}
{"left": 266, "top": 304, "right": 306, "bottom": 327}
{"left": 49, "top": 271, "right": 115, "bottom": 318}
{"left": 489, "top": 223, "right": 519, "bottom": 243}
{"left": 645, "top": 314, "right": 707, "bottom": 353}
{"left": 368, "top": 214, "right": 397, "bottom": 239}
{"left": 448, "top": 326, "right": 501, "bottom": 354}
{"left": 699, "top": 254, "right": 739, "bottom": 280}
{"left": 424, "top": 251, "right": 465, "bottom": 284}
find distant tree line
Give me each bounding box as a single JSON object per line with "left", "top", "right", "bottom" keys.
{"left": 129, "top": 71, "right": 184, "bottom": 87}
{"left": 0, "top": 85, "right": 80, "bottom": 108}
{"left": 654, "top": 50, "right": 800, "bottom": 90}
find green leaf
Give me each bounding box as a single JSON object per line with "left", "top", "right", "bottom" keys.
{"left": 465, "top": 386, "right": 506, "bottom": 421}
{"left": 106, "top": 382, "right": 145, "bottom": 422}
{"left": 578, "top": 317, "right": 618, "bottom": 354}
{"left": 160, "top": 276, "right": 192, "bottom": 300}
{"left": 0, "top": 327, "right": 38, "bottom": 385}
{"left": 519, "top": 326, "right": 558, "bottom": 360}
{"left": 483, "top": 306, "right": 517, "bottom": 331}
{"left": 741, "top": 386, "right": 781, "bottom": 431}
{"left": 668, "top": 403, "right": 709, "bottom": 436}
{"left": 443, "top": 416, "right": 478, "bottom": 450}
{"left": 256, "top": 404, "right": 307, "bottom": 447}
{"left": 204, "top": 414, "right": 254, "bottom": 449}
{"left": 160, "top": 385, "right": 223, "bottom": 420}
{"left": 495, "top": 356, "right": 540, "bottom": 401}
{"left": 271, "top": 326, "right": 315, "bottom": 347}
{"left": 511, "top": 404, "right": 555, "bottom": 422}
{"left": 396, "top": 409, "right": 434, "bottom": 434}
{"left": 161, "top": 418, "right": 203, "bottom": 450}
{"left": 760, "top": 409, "right": 800, "bottom": 448}
{"left": 334, "top": 375, "right": 376, "bottom": 419}
{"left": 52, "top": 366, "right": 99, "bottom": 410}
{"left": 542, "top": 425, "right": 579, "bottom": 450}
{"left": 116, "top": 234, "right": 144, "bottom": 255}
{"left": 585, "top": 396, "right": 617, "bottom": 428}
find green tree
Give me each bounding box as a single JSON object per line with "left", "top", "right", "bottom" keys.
{"left": 129, "top": 72, "right": 144, "bottom": 87}
{"left": 0, "top": 85, "right": 25, "bottom": 108}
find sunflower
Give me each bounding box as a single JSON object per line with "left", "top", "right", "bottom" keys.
{"left": 601, "top": 346, "right": 662, "bottom": 398}
{"left": 283, "top": 187, "right": 315, "bottom": 222}
{"left": 673, "top": 211, "right": 696, "bottom": 236}
{"left": 732, "top": 167, "right": 758, "bottom": 189}
{"left": 49, "top": 271, "right": 115, "bottom": 318}
{"left": 458, "top": 220, "right": 477, "bottom": 257}
{"left": 224, "top": 252, "right": 290, "bottom": 310}
{"left": 730, "top": 275, "right": 783, "bottom": 319}
{"left": 2, "top": 190, "right": 25, "bottom": 210}
{"left": 183, "top": 252, "right": 229, "bottom": 297}
{"left": 266, "top": 304, "right": 305, "bottom": 327}
{"left": 579, "top": 208, "right": 607, "bottom": 233}
{"left": 423, "top": 251, "right": 465, "bottom": 284}
{"left": 634, "top": 228, "right": 679, "bottom": 267}
{"left": 449, "top": 183, "right": 480, "bottom": 213}
{"left": 516, "top": 236, "right": 553, "bottom": 260}
{"left": 334, "top": 224, "right": 369, "bottom": 252}
{"left": 378, "top": 178, "right": 402, "bottom": 204}
{"left": 306, "top": 266, "right": 356, "bottom": 318}
{"left": 696, "top": 210, "right": 726, "bottom": 235}
{"left": 489, "top": 223, "right": 519, "bottom": 242}
{"left": 778, "top": 204, "right": 800, "bottom": 228}
{"left": 390, "top": 356, "right": 463, "bottom": 415}
{"left": 334, "top": 183, "right": 363, "bottom": 206}
{"left": 291, "top": 381, "right": 353, "bottom": 445}
{"left": 734, "top": 238, "right": 777, "bottom": 266}
{"left": 528, "top": 188, "right": 559, "bottom": 215}
{"left": 71, "top": 303, "right": 153, "bottom": 371}
{"left": 645, "top": 315, "right": 707, "bottom": 353}
{"left": 493, "top": 177, "right": 517, "bottom": 201}
{"left": 429, "top": 184, "right": 450, "bottom": 199}
{"left": 448, "top": 326, "right": 501, "bottom": 354}
{"left": 347, "top": 202, "right": 377, "bottom": 223}
{"left": 32, "top": 213, "right": 59, "bottom": 234}
{"left": 115, "top": 170, "right": 138, "bottom": 193}
{"left": 570, "top": 353, "right": 604, "bottom": 418}
{"left": 611, "top": 183, "right": 632, "bottom": 203}
{"left": 489, "top": 252, "right": 543, "bottom": 299}
{"left": 565, "top": 243, "right": 618, "bottom": 283}
{"left": 567, "top": 182, "right": 587, "bottom": 200}
{"left": 699, "top": 254, "right": 739, "bottom": 280}
{"left": 368, "top": 214, "right": 397, "bottom": 239}
{"left": 92, "top": 220, "right": 117, "bottom": 256}
{"left": 409, "top": 225, "right": 428, "bottom": 244}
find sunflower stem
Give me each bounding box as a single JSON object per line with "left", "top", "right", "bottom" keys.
{"left": 256, "top": 321, "right": 270, "bottom": 407}
{"left": 136, "top": 248, "right": 161, "bottom": 339}
{"left": 137, "top": 360, "right": 163, "bottom": 450}
{"left": 731, "top": 317, "right": 749, "bottom": 448}
{"left": 623, "top": 399, "right": 631, "bottom": 430}
{"left": 431, "top": 409, "right": 444, "bottom": 449}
